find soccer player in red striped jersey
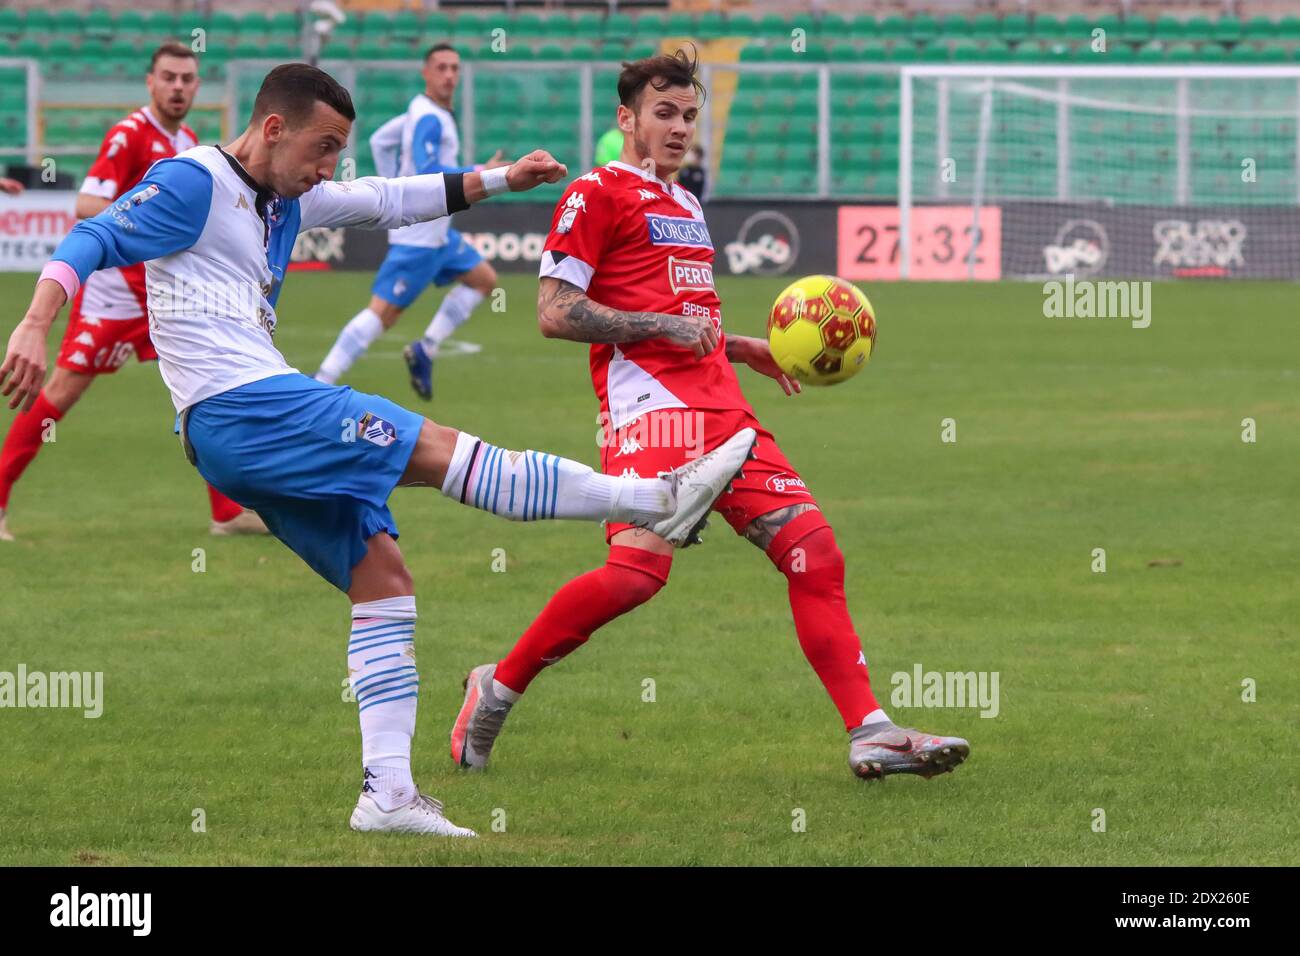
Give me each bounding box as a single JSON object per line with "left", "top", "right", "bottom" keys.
{"left": 451, "top": 49, "right": 971, "bottom": 781}
{"left": 0, "top": 42, "right": 262, "bottom": 541}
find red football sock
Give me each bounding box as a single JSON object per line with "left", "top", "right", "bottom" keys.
{"left": 495, "top": 545, "right": 672, "bottom": 693}
{"left": 767, "top": 511, "right": 881, "bottom": 731}
{"left": 0, "top": 391, "right": 63, "bottom": 510}
{"left": 206, "top": 484, "right": 244, "bottom": 523}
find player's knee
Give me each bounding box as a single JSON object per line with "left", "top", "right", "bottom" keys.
{"left": 44, "top": 370, "right": 89, "bottom": 411}
{"left": 467, "top": 261, "right": 496, "bottom": 291}
{"left": 782, "top": 526, "right": 844, "bottom": 586}
{"left": 606, "top": 546, "right": 672, "bottom": 610}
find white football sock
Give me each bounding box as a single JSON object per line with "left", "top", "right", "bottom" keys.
{"left": 860, "top": 708, "right": 893, "bottom": 730}
{"left": 349, "top": 595, "right": 419, "bottom": 812}
{"left": 438, "top": 430, "right": 673, "bottom": 524}
{"left": 317, "top": 308, "right": 385, "bottom": 384}
{"left": 421, "top": 285, "right": 484, "bottom": 358}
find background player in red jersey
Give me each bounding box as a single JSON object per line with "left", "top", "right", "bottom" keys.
{"left": 0, "top": 42, "right": 262, "bottom": 541}
{"left": 451, "top": 49, "right": 971, "bottom": 781}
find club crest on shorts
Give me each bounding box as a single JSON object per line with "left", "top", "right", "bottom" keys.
{"left": 357, "top": 412, "right": 397, "bottom": 448}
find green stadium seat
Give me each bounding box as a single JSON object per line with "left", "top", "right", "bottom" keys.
{"left": 51, "top": 10, "right": 82, "bottom": 36}
{"left": 972, "top": 13, "right": 998, "bottom": 39}
{"left": 606, "top": 13, "right": 635, "bottom": 41}
{"left": 513, "top": 13, "right": 545, "bottom": 39}
{"left": 937, "top": 14, "right": 971, "bottom": 37}
{"left": 1280, "top": 17, "right": 1300, "bottom": 39}
{"left": 1183, "top": 18, "right": 1214, "bottom": 43}
{"left": 697, "top": 13, "right": 726, "bottom": 40}
{"left": 738, "top": 43, "right": 767, "bottom": 63}
{"left": 1032, "top": 15, "right": 1064, "bottom": 41}
{"left": 878, "top": 15, "right": 909, "bottom": 39}
{"left": 1153, "top": 15, "right": 1184, "bottom": 40}
{"left": 567, "top": 42, "right": 595, "bottom": 61}
{"left": 918, "top": 40, "right": 949, "bottom": 62}
{"left": 24, "top": 10, "right": 52, "bottom": 34}
{"left": 758, "top": 14, "right": 789, "bottom": 39}
{"left": 911, "top": 14, "right": 940, "bottom": 43}
{"left": 662, "top": 13, "right": 693, "bottom": 38}
{"left": 1063, "top": 15, "right": 1091, "bottom": 41}
{"left": 537, "top": 43, "right": 565, "bottom": 60}
{"left": 1196, "top": 42, "right": 1227, "bottom": 62}
{"left": 628, "top": 43, "right": 656, "bottom": 60}
{"left": 1213, "top": 17, "right": 1243, "bottom": 44}
{"left": 1136, "top": 41, "right": 1167, "bottom": 63}
{"left": 571, "top": 14, "right": 602, "bottom": 41}
{"left": 1012, "top": 41, "right": 1048, "bottom": 62}
{"left": 829, "top": 43, "right": 860, "bottom": 63}
{"left": 1000, "top": 14, "right": 1030, "bottom": 43}
{"left": 0, "top": 10, "right": 20, "bottom": 35}
{"left": 1165, "top": 43, "right": 1196, "bottom": 63}
{"left": 951, "top": 39, "right": 980, "bottom": 62}
{"left": 1122, "top": 17, "right": 1153, "bottom": 44}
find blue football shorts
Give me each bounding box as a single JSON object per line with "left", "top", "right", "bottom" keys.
{"left": 370, "top": 231, "right": 483, "bottom": 308}
{"left": 184, "top": 372, "right": 426, "bottom": 592}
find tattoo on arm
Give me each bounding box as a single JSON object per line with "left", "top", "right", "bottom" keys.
{"left": 539, "top": 279, "right": 699, "bottom": 345}
{"left": 742, "top": 502, "right": 820, "bottom": 552}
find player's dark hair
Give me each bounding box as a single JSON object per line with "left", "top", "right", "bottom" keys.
{"left": 618, "top": 46, "right": 706, "bottom": 111}
{"left": 148, "top": 42, "right": 198, "bottom": 73}
{"left": 424, "top": 42, "right": 457, "bottom": 62}
{"left": 250, "top": 63, "right": 356, "bottom": 127}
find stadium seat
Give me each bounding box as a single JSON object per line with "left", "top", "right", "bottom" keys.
{"left": 1000, "top": 14, "right": 1030, "bottom": 44}
{"left": 1213, "top": 17, "right": 1243, "bottom": 44}
{"left": 1122, "top": 17, "right": 1154, "bottom": 44}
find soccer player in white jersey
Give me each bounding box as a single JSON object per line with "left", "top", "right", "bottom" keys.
{"left": 1, "top": 64, "right": 754, "bottom": 837}
{"left": 314, "top": 43, "right": 508, "bottom": 400}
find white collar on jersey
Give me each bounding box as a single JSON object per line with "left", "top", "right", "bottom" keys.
{"left": 605, "top": 159, "right": 702, "bottom": 217}
{"left": 138, "top": 106, "right": 187, "bottom": 150}
{"left": 606, "top": 159, "right": 672, "bottom": 190}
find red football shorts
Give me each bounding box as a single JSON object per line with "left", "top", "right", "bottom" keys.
{"left": 600, "top": 406, "right": 819, "bottom": 542}
{"left": 56, "top": 313, "right": 157, "bottom": 374}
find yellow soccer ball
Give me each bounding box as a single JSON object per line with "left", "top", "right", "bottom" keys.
{"left": 767, "top": 275, "right": 877, "bottom": 386}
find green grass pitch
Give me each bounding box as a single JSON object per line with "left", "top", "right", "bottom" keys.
{"left": 1, "top": 271, "right": 1296, "bottom": 865}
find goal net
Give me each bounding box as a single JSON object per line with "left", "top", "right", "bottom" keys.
{"left": 898, "top": 65, "right": 1300, "bottom": 281}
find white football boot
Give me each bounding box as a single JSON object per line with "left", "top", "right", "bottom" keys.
{"left": 0, "top": 508, "right": 13, "bottom": 542}
{"left": 451, "top": 663, "right": 513, "bottom": 770}
{"left": 648, "top": 427, "right": 757, "bottom": 547}
{"left": 349, "top": 789, "right": 478, "bottom": 837}
{"left": 210, "top": 508, "right": 270, "bottom": 536}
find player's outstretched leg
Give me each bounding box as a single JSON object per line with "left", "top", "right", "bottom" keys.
{"left": 0, "top": 369, "right": 92, "bottom": 541}
{"left": 315, "top": 297, "right": 402, "bottom": 387}
{"left": 751, "top": 504, "right": 970, "bottom": 781}
{"left": 345, "top": 533, "right": 476, "bottom": 837}
{"left": 404, "top": 260, "right": 497, "bottom": 402}
{"left": 407, "top": 422, "right": 755, "bottom": 545}
{"left": 450, "top": 541, "right": 673, "bottom": 768}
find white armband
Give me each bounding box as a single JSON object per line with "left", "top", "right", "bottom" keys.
{"left": 481, "top": 165, "right": 510, "bottom": 197}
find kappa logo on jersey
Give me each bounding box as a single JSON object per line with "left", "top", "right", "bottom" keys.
{"left": 618, "top": 467, "right": 641, "bottom": 479}
{"left": 615, "top": 436, "right": 644, "bottom": 457}
{"left": 578, "top": 170, "right": 603, "bottom": 186}
{"left": 766, "top": 473, "right": 808, "bottom": 494}
{"left": 557, "top": 192, "right": 586, "bottom": 234}
{"left": 667, "top": 256, "right": 714, "bottom": 294}
{"left": 105, "top": 130, "right": 129, "bottom": 159}
{"left": 564, "top": 193, "right": 588, "bottom": 212}
{"left": 235, "top": 194, "right": 251, "bottom": 211}
{"left": 645, "top": 213, "right": 713, "bottom": 249}
{"left": 637, "top": 189, "right": 658, "bottom": 202}
{"left": 357, "top": 412, "right": 398, "bottom": 448}
{"left": 151, "top": 141, "right": 166, "bottom": 153}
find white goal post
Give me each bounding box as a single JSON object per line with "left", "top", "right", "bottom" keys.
{"left": 898, "top": 65, "right": 1300, "bottom": 281}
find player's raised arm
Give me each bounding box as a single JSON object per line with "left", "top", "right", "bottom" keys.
{"left": 0, "top": 159, "right": 212, "bottom": 411}
{"left": 536, "top": 277, "right": 718, "bottom": 358}
{"left": 299, "top": 149, "right": 566, "bottom": 232}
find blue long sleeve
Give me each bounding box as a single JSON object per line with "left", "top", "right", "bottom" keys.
{"left": 411, "top": 113, "right": 477, "bottom": 176}
{"left": 52, "top": 158, "right": 213, "bottom": 284}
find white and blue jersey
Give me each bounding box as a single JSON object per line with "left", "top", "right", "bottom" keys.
{"left": 44, "top": 144, "right": 472, "bottom": 591}
{"left": 377, "top": 95, "right": 476, "bottom": 248}
{"left": 368, "top": 96, "right": 483, "bottom": 306}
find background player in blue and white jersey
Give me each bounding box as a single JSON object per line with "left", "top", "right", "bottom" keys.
{"left": 315, "top": 43, "right": 509, "bottom": 400}
{"left": 1, "top": 64, "right": 753, "bottom": 838}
